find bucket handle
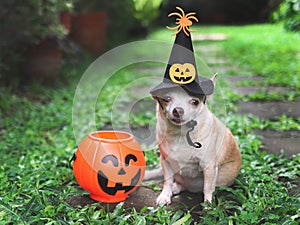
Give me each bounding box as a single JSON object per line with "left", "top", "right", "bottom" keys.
{"left": 69, "top": 152, "right": 77, "bottom": 169}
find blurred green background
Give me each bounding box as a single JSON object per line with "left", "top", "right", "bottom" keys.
{"left": 0, "top": 0, "right": 298, "bottom": 84}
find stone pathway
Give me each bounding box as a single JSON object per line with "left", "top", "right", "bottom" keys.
{"left": 237, "top": 101, "right": 300, "bottom": 120}
{"left": 67, "top": 185, "right": 204, "bottom": 216}
{"left": 67, "top": 34, "right": 299, "bottom": 216}
{"left": 202, "top": 45, "right": 300, "bottom": 157}
{"left": 224, "top": 75, "right": 300, "bottom": 157}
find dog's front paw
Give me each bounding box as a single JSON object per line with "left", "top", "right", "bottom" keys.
{"left": 156, "top": 191, "right": 172, "bottom": 205}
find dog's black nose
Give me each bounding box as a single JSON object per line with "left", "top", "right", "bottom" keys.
{"left": 173, "top": 107, "right": 184, "bottom": 118}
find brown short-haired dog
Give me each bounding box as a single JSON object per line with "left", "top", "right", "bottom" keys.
{"left": 144, "top": 75, "right": 242, "bottom": 205}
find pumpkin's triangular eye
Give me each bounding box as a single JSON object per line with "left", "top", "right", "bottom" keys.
{"left": 185, "top": 68, "right": 190, "bottom": 72}
{"left": 175, "top": 68, "right": 180, "bottom": 72}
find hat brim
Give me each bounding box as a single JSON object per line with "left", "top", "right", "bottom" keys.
{"left": 150, "top": 76, "right": 214, "bottom": 96}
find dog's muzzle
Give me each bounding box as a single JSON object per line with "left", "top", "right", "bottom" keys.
{"left": 156, "top": 99, "right": 202, "bottom": 149}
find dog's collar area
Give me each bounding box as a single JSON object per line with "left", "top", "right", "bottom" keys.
{"left": 186, "top": 120, "right": 202, "bottom": 148}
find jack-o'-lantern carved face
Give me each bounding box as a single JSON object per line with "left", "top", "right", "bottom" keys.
{"left": 169, "top": 63, "right": 196, "bottom": 85}
{"left": 72, "top": 131, "right": 146, "bottom": 203}
{"left": 97, "top": 153, "right": 142, "bottom": 195}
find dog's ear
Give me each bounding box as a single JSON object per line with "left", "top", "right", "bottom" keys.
{"left": 151, "top": 90, "right": 165, "bottom": 102}
{"left": 151, "top": 95, "right": 166, "bottom": 112}
{"left": 205, "top": 73, "right": 217, "bottom": 103}
{"left": 151, "top": 95, "right": 159, "bottom": 101}
{"left": 211, "top": 73, "right": 217, "bottom": 87}
{"left": 151, "top": 95, "right": 161, "bottom": 106}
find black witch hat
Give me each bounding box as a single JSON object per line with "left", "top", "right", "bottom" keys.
{"left": 150, "top": 7, "right": 214, "bottom": 97}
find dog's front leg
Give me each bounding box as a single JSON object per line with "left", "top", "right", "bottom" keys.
{"left": 156, "top": 156, "right": 174, "bottom": 205}
{"left": 203, "top": 163, "right": 218, "bottom": 203}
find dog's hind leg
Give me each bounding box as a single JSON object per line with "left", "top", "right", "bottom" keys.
{"left": 203, "top": 164, "right": 218, "bottom": 203}
{"left": 172, "top": 174, "right": 185, "bottom": 195}
{"left": 172, "top": 182, "right": 184, "bottom": 195}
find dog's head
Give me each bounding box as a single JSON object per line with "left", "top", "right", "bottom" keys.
{"left": 152, "top": 75, "right": 217, "bottom": 126}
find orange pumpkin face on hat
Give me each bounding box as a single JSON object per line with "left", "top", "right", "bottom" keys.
{"left": 150, "top": 7, "right": 214, "bottom": 97}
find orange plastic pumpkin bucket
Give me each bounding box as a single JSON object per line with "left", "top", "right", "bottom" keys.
{"left": 72, "top": 131, "right": 146, "bottom": 203}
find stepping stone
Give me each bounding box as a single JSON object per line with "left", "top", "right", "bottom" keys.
{"left": 224, "top": 76, "right": 299, "bottom": 158}
{"left": 254, "top": 130, "right": 300, "bottom": 157}
{"left": 205, "top": 57, "right": 229, "bottom": 66}
{"left": 66, "top": 185, "right": 203, "bottom": 215}
{"left": 66, "top": 181, "right": 237, "bottom": 221}
{"left": 224, "top": 75, "right": 290, "bottom": 97}
{"left": 234, "top": 86, "right": 290, "bottom": 97}
{"left": 127, "top": 184, "right": 203, "bottom": 211}
{"left": 237, "top": 101, "right": 300, "bottom": 120}
{"left": 211, "top": 65, "right": 240, "bottom": 74}
{"left": 65, "top": 187, "right": 161, "bottom": 210}
{"left": 193, "top": 33, "right": 228, "bottom": 41}
{"left": 223, "top": 75, "right": 263, "bottom": 84}
{"left": 194, "top": 45, "right": 222, "bottom": 54}
{"left": 66, "top": 194, "right": 97, "bottom": 208}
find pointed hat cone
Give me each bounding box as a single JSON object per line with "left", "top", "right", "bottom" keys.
{"left": 150, "top": 7, "right": 214, "bottom": 97}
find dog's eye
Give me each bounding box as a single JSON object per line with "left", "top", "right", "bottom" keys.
{"left": 191, "top": 99, "right": 199, "bottom": 106}
{"left": 162, "top": 96, "right": 171, "bottom": 103}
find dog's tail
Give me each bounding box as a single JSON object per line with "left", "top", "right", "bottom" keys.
{"left": 143, "top": 167, "right": 163, "bottom": 181}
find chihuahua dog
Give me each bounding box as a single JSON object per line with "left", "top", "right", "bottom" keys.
{"left": 144, "top": 75, "right": 242, "bottom": 205}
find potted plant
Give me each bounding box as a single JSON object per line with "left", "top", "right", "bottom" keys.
{"left": 69, "top": 0, "right": 111, "bottom": 55}
{"left": 0, "top": 0, "right": 75, "bottom": 82}
{"left": 71, "top": 0, "right": 139, "bottom": 52}
{"left": 70, "top": 11, "right": 108, "bottom": 55}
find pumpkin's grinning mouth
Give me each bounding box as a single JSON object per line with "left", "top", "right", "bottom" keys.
{"left": 174, "top": 75, "right": 193, "bottom": 82}
{"left": 97, "top": 169, "right": 141, "bottom": 195}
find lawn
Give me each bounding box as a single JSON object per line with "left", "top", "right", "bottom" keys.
{"left": 0, "top": 24, "right": 299, "bottom": 224}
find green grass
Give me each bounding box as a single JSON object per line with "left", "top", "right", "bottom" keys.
{"left": 1, "top": 24, "right": 300, "bottom": 224}
{"left": 221, "top": 25, "right": 300, "bottom": 93}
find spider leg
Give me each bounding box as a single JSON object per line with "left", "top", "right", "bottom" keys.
{"left": 166, "top": 6, "right": 198, "bottom": 36}
{"left": 187, "top": 28, "right": 197, "bottom": 33}
{"left": 186, "top": 12, "right": 196, "bottom": 17}
{"left": 176, "top": 7, "right": 186, "bottom": 17}
{"left": 172, "top": 26, "right": 183, "bottom": 36}
{"left": 183, "top": 27, "right": 190, "bottom": 36}
{"left": 168, "top": 12, "right": 182, "bottom": 18}
{"left": 167, "top": 25, "right": 180, "bottom": 31}
{"left": 187, "top": 16, "right": 199, "bottom": 22}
